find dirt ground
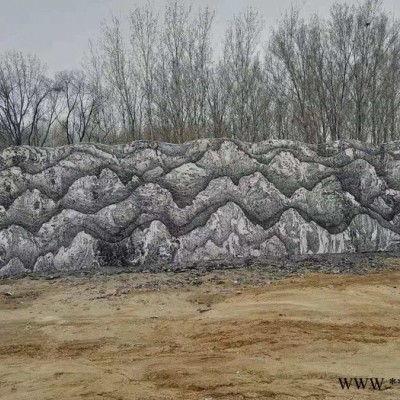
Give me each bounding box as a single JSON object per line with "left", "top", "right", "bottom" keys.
{"left": 1, "top": 259, "right": 400, "bottom": 400}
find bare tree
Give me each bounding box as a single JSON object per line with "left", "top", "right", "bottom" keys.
{"left": 267, "top": 0, "right": 400, "bottom": 144}
{"left": 223, "top": 7, "right": 265, "bottom": 141}
{"left": 151, "top": 1, "right": 214, "bottom": 142}
{"left": 55, "top": 70, "right": 99, "bottom": 144}
{"left": 154, "top": 0, "right": 192, "bottom": 142}
{"left": 129, "top": 2, "right": 159, "bottom": 140}
{"left": 207, "top": 61, "right": 232, "bottom": 138}
{"left": 100, "top": 15, "right": 140, "bottom": 140}
{"left": 83, "top": 40, "right": 119, "bottom": 143}
{"left": 28, "top": 78, "right": 62, "bottom": 146}
{"left": 185, "top": 5, "right": 214, "bottom": 138}
{"left": 0, "top": 51, "right": 59, "bottom": 146}
{"left": 3, "top": 0, "right": 400, "bottom": 149}
{"left": 269, "top": 8, "right": 323, "bottom": 142}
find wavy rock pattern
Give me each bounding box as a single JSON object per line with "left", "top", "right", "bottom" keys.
{"left": 1, "top": 139, "right": 400, "bottom": 277}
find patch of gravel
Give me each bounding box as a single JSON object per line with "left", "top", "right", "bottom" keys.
{"left": 4, "top": 252, "right": 399, "bottom": 291}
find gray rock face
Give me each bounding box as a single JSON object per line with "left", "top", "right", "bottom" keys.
{"left": 1, "top": 139, "right": 400, "bottom": 277}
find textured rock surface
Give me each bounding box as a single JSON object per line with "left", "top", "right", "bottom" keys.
{"left": 1, "top": 138, "right": 400, "bottom": 277}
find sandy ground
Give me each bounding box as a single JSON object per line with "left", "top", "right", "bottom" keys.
{"left": 1, "top": 260, "right": 400, "bottom": 400}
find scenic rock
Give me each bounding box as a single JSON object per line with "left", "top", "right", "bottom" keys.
{"left": 1, "top": 138, "right": 400, "bottom": 277}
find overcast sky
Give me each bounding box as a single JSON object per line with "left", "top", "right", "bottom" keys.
{"left": 1, "top": 0, "right": 399, "bottom": 75}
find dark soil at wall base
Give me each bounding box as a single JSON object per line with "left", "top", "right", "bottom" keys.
{"left": 12, "top": 250, "right": 400, "bottom": 281}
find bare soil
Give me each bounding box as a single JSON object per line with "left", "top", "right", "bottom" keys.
{"left": 1, "top": 258, "right": 400, "bottom": 399}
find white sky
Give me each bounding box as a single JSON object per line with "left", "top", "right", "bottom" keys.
{"left": 0, "top": 0, "right": 399, "bottom": 75}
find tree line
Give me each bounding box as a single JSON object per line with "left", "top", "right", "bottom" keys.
{"left": 1, "top": 0, "right": 399, "bottom": 148}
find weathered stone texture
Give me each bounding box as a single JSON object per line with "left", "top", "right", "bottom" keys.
{"left": 1, "top": 139, "right": 400, "bottom": 277}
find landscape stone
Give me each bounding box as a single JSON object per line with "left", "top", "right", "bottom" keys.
{"left": 1, "top": 138, "right": 400, "bottom": 277}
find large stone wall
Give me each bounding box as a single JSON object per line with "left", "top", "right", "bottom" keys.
{"left": 1, "top": 139, "right": 400, "bottom": 278}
